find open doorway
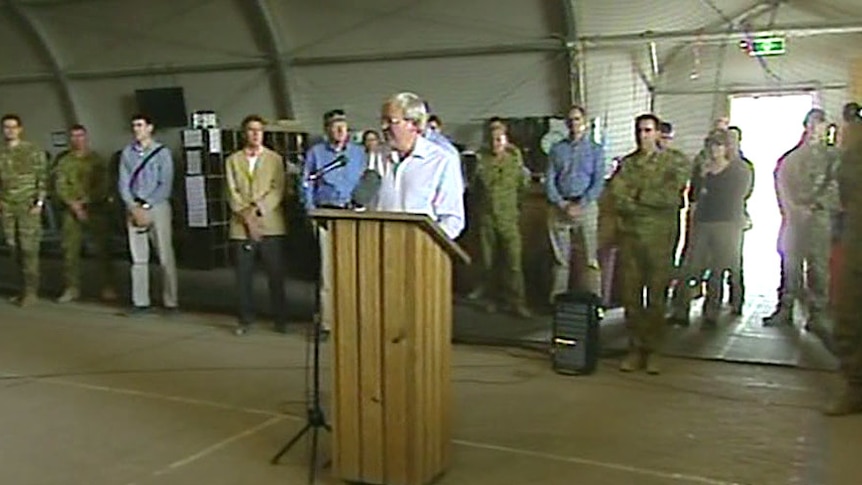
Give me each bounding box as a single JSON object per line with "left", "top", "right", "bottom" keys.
{"left": 729, "top": 92, "right": 815, "bottom": 303}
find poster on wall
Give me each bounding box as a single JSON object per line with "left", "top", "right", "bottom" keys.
{"left": 185, "top": 175, "right": 208, "bottom": 228}
{"left": 50, "top": 131, "right": 68, "bottom": 149}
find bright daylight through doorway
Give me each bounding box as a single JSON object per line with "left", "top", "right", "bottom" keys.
{"left": 729, "top": 92, "right": 815, "bottom": 302}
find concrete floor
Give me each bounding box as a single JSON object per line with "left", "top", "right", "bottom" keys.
{"left": 1, "top": 296, "right": 860, "bottom": 485}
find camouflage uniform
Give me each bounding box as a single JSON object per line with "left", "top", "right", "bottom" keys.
{"left": 54, "top": 150, "right": 115, "bottom": 300}
{"left": 0, "top": 141, "right": 48, "bottom": 303}
{"left": 828, "top": 126, "right": 862, "bottom": 415}
{"left": 609, "top": 148, "right": 691, "bottom": 373}
{"left": 471, "top": 147, "right": 530, "bottom": 315}
{"left": 771, "top": 142, "right": 840, "bottom": 327}
{"left": 728, "top": 156, "right": 756, "bottom": 313}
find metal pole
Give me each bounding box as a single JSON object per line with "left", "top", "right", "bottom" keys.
{"left": 580, "top": 22, "right": 862, "bottom": 47}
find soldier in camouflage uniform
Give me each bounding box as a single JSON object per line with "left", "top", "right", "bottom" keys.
{"left": 726, "top": 126, "right": 755, "bottom": 314}
{"left": 609, "top": 114, "right": 691, "bottom": 374}
{"left": 0, "top": 114, "right": 49, "bottom": 306}
{"left": 828, "top": 110, "right": 862, "bottom": 416}
{"left": 54, "top": 124, "right": 116, "bottom": 303}
{"left": 468, "top": 127, "right": 531, "bottom": 317}
{"left": 765, "top": 109, "right": 840, "bottom": 331}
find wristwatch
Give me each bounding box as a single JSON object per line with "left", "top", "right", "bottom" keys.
{"left": 33, "top": 199, "right": 44, "bottom": 208}
{"left": 141, "top": 202, "right": 152, "bottom": 210}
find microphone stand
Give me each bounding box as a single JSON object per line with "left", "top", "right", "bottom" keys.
{"left": 270, "top": 170, "right": 332, "bottom": 484}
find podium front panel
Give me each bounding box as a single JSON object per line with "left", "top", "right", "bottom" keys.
{"left": 328, "top": 217, "right": 453, "bottom": 485}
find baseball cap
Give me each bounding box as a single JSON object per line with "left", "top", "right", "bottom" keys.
{"left": 323, "top": 109, "right": 347, "bottom": 125}
{"left": 659, "top": 121, "right": 673, "bottom": 135}
{"left": 803, "top": 108, "right": 826, "bottom": 126}
{"left": 842, "top": 102, "right": 861, "bottom": 122}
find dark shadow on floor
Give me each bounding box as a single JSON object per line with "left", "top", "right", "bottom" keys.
{"left": 0, "top": 254, "right": 837, "bottom": 370}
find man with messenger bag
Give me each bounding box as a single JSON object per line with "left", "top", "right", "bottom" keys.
{"left": 117, "top": 114, "right": 179, "bottom": 315}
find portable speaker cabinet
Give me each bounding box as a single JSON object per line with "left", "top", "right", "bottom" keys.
{"left": 309, "top": 209, "right": 471, "bottom": 485}
{"left": 551, "top": 291, "right": 603, "bottom": 375}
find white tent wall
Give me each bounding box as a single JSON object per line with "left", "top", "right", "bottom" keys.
{"left": 276, "top": 0, "right": 569, "bottom": 148}
{"left": 581, "top": 49, "right": 651, "bottom": 161}
{"left": 579, "top": 0, "right": 862, "bottom": 157}
{"left": 0, "top": 0, "right": 571, "bottom": 156}
{"left": 0, "top": 0, "right": 859, "bottom": 159}
{"left": 572, "top": 0, "right": 755, "bottom": 162}
{"left": 31, "top": 0, "right": 262, "bottom": 73}
{"left": 576, "top": 0, "right": 766, "bottom": 36}
{"left": 0, "top": 0, "right": 273, "bottom": 154}
{"left": 0, "top": 8, "right": 62, "bottom": 147}
{"left": 70, "top": 69, "right": 278, "bottom": 153}
{"left": 0, "top": 83, "right": 66, "bottom": 149}
{"left": 654, "top": 32, "right": 859, "bottom": 157}
{"left": 290, "top": 52, "right": 567, "bottom": 148}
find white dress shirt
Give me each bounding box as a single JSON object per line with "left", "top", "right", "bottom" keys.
{"left": 367, "top": 150, "right": 387, "bottom": 178}
{"left": 374, "top": 135, "right": 465, "bottom": 239}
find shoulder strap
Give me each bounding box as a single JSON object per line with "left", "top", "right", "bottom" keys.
{"left": 129, "top": 145, "right": 166, "bottom": 195}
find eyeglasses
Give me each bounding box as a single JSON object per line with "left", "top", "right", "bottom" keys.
{"left": 380, "top": 117, "right": 405, "bottom": 129}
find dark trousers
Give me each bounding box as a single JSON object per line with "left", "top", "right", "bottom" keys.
{"left": 234, "top": 235, "right": 288, "bottom": 326}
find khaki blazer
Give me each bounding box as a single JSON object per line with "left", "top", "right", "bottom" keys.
{"left": 225, "top": 147, "right": 287, "bottom": 240}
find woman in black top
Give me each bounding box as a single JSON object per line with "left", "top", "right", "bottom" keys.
{"left": 670, "top": 129, "right": 753, "bottom": 326}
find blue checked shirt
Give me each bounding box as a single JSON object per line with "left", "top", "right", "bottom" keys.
{"left": 544, "top": 135, "right": 605, "bottom": 207}
{"left": 301, "top": 141, "right": 367, "bottom": 210}
{"left": 118, "top": 141, "right": 174, "bottom": 208}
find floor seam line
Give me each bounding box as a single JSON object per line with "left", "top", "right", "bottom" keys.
{"left": 451, "top": 438, "right": 741, "bottom": 485}
{"left": 125, "top": 415, "right": 287, "bottom": 485}
{"left": 41, "top": 377, "right": 302, "bottom": 420}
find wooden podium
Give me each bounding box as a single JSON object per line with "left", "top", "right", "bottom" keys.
{"left": 309, "top": 209, "right": 470, "bottom": 485}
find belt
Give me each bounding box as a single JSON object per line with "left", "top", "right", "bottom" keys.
{"left": 564, "top": 196, "right": 583, "bottom": 203}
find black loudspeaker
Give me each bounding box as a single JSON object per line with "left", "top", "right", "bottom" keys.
{"left": 551, "top": 291, "right": 603, "bottom": 375}
{"left": 135, "top": 87, "right": 188, "bottom": 128}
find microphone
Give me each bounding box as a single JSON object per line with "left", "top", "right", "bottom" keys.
{"left": 350, "top": 169, "right": 382, "bottom": 209}
{"left": 308, "top": 154, "right": 348, "bottom": 181}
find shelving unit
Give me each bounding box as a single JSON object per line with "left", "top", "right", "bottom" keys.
{"left": 179, "top": 128, "right": 237, "bottom": 270}
{"left": 178, "top": 125, "right": 312, "bottom": 272}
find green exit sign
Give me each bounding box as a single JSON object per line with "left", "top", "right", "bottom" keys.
{"left": 749, "top": 36, "right": 786, "bottom": 56}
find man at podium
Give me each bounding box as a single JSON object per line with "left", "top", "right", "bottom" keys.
{"left": 375, "top": 92, "right": 466, "bottom": 239}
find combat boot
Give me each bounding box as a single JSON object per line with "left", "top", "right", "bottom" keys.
{"left": 467, "top": 287, "right": 485, "bottom": 301}
{"left": 762, "top": 307, "right": 793, "bottom": 327}
{"left": 823, "top": 383, "right": 862, "bottom": 417}
{"left": 644, "top": 352, "right": 661, "bottom": 375}
{"left": 57, "top": 287, "right": 80, "bottom": 303}
{"left": 666, "top": 313, "right": 690, "bottom": 327}
{"left": 512, "top": 303, "right": 532, "bottom": 319}
{"left": 12, "top": 291, "right": 38, "bottom": 307}
{"left": 619, "top": 350, "right": 643, "bottom": 372}
{"left": 100, "top": 286, "right": 117, "bottom": 302}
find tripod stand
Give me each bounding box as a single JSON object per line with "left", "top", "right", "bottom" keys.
{"left": 270, "top": 219, "right": 331, "bottom": 484}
